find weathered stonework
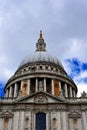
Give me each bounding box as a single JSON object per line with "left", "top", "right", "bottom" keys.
{"left": 0, "top": 32, "right": 87, "bottom": 130}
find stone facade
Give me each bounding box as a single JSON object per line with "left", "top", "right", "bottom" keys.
{"left": 0, "top": 31, "right": 87, "bottom": 130}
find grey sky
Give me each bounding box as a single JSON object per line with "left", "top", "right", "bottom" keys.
{"left": 0, "top": 0, "right": 87, "bottom": 96}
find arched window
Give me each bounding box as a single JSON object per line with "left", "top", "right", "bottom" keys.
{"left": 24, "top": 118, "right": 29, "bottom": 130}
{"left": 3, "top": 117, "right": 9, "bottom": 129}
{"left": 52, "top": 118, "right": 57, "bottom": 129}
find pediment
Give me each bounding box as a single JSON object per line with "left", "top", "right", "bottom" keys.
{"left": 0, "top": 111, "right": 13, "bottom": 118}
{"left": 14, "top": 91, "right": 66, "bottom": 104}
{"left": 68, "top": 111, "right": 81, "bottom": 118}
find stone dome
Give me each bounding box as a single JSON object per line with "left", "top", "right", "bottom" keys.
{"left": 19, "top": 31, "right": 63, "bottom": 69}
{"left": 20, "top": 51, "right": 63, "bottom": 69}
{"left": 4, "top": 31, "right": 77, "bottom": 99}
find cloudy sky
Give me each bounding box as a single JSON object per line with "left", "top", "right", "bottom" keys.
{"left": 0, "top": 0, "right": 87, "bottom": 97}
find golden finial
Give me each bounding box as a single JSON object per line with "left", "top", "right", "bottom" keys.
{"left": 40, "top": 30, "right": 42, "bottom": 39}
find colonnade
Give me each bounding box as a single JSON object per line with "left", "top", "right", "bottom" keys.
{"left": 5, "top": 78, "right": 76, "bottom": 98}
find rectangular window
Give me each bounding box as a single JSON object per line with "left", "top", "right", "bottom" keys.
{"left": 3, "top": 117, "right": 9, "bottom": 129}
{"left": 73, "top": 119, "right": 77, "bottom": 129}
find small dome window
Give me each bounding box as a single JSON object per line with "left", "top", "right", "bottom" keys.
{"left": 40, "top": 66, "right": 43, "bottom": 69}
{"left": 45, "top": 66, "right": 48, "bottom": 70}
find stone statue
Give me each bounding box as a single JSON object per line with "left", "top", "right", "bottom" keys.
{"left": 81, "top": 91, "right": 86, "bottom": 97}
{"left": 39, "top": 81, "right": 43, "bottom": 91}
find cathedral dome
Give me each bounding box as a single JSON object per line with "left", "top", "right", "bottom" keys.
{"left": 20, "top": 51, "right": 63, "bottom": 69}
{"left": 4, "top": 31, "right": 77, "bottom": 99}
{"left": 19, "top": 31, "right": 63, "bottom": 69}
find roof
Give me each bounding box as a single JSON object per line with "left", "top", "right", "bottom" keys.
{"left": 19, "top": 31, "right": 63, "bottom": 69}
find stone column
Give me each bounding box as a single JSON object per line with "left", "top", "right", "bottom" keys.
{"left": 59, "top": 81, "right": 62, "bottom": 96}
{"left": 59, "top": 81, "right": 61, "bottom": 91}
{"left": 46, "top": 113, "right": 49, "bottom": 130}
{"left": 44, "top": 78, "right": 46, "bottom": 92}
{"left": 28, "top": 79, "right": 30, "bottom": 95}
{"left": 14, "top": 83, "right": 17, "bottom": 97}
{"left": 78, "top": 119, "right": 82, "bottom": 130}
{"left": 52, "top": 79, "right": 54, "bottom": 95}
{"left": 57, "top": 112, "right": 61, "bottom": 130}
{"left": 69, "top": 119, "right": 73, "bottom": 130}
{"left": 0, "top": 117, "right": 3, "bottom": 129}
{"left": 19, "top": 111, "right": 24, "bottom": 130}
{"left": 30, "top": 112, "right": 32, "bottom": 130}
{"left": 9, "top": 86, "right": 12, "bottom": 97}
{"left": 13, "top": 112, "right": 19, "bottom": 130}
{"left": 31, "top": 111, "right": 35, "bottom": 130}
{"left": 73, "top": 91, "right": 76, "bottom": 97}
{"left": 6, "top": 89, "right": 8, "bottom": 97}
{"left": 49, "top": 112, "right": 51, "bottom": 130}
{"left": 82, "top": 112, "right": 87, "bottom": 130}
{"left": 8, "top": 88, "right": 10, "bottom": 97}
{"left": 62, "top": 112, "right": 67, "bottom": 130}
{"left": 21, "top": 81, "right": 23, "bottom": 90}
{"left": 9, "top": 118, "right": 13, "bottom": 130}
{"left": 28, "top": 112, "right": 31, "bottom": 130}
{"left": 70, "top": 86, "right": 72, "bottom": 97}
{"left": 33, "top": 113, "right": 35, "bottom": 130}
{"left": 65, "top": 83, "right": 68, "bottom": 97}
{"left": 35, "top": 78, "right": 38, "bottom": 92}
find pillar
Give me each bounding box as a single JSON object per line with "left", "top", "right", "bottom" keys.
{"left": 0, "top": 118, "right": 2, "bottom": 130}
{"left": 6, "top": 89, "right": 9, "bottom": 97}
{"left": 21, "top": 81, "right": 22, "bottom": 90}
{"left": 62, "top": 112, "right": 67, "bottom": 130}
{"left": 28, "top": 79, "right": 30, "bottom": 95}
{"left": 57, "top": 112, "right": 61, "bottom": 130}
{"left": 74, "top": 91, "right": 76, "bottom": 97}
{"left": 19, "top": 112, "right": 24, "bottom": 130}
{"left": 14, "top": 83, "right": 17, "bottom": 97}
{"left": 9, "top": 118, "right": 13, "bottom": 130}
{"left": 65, "top": 83, "right": 68, "bottom": 97}
{"left": 78, "top": 118, "right": 82, "bottom": 130}
{"left": 82, "top": 112, "right": 87, "bottom": 130}
{"left": 44, "top": 78, "right": 46, "bottom": 92}
{"left": 59, "top": 81, "right": 61, "bottom": 91}
{"left": 51, "top": 79, "right": 54, "bottom": 95}
{"left": 28, "top": 112, "right": 31, "bottom": 130}
{"left": 46, "top": 113, "right": 49, "bottom": 130}
{"left": 59, "top": 81, "right": 62, "bottom": 96}
{"left": 70, "top": 86, "right": 72, "bottom": 97}
{"left": 69, "top": 119, "right": 73, "bottom": 130}
{"left": 8, "top": 88, "right": 10, "bottom": 97}
{"left": 9, "top": 86, "right": 12, "bottom": 97}
{"left": 13, "top": 112, "right": 19, "bottom": 130}
{"left": 35, "top": 78, "right": 38, "bottom": 92}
